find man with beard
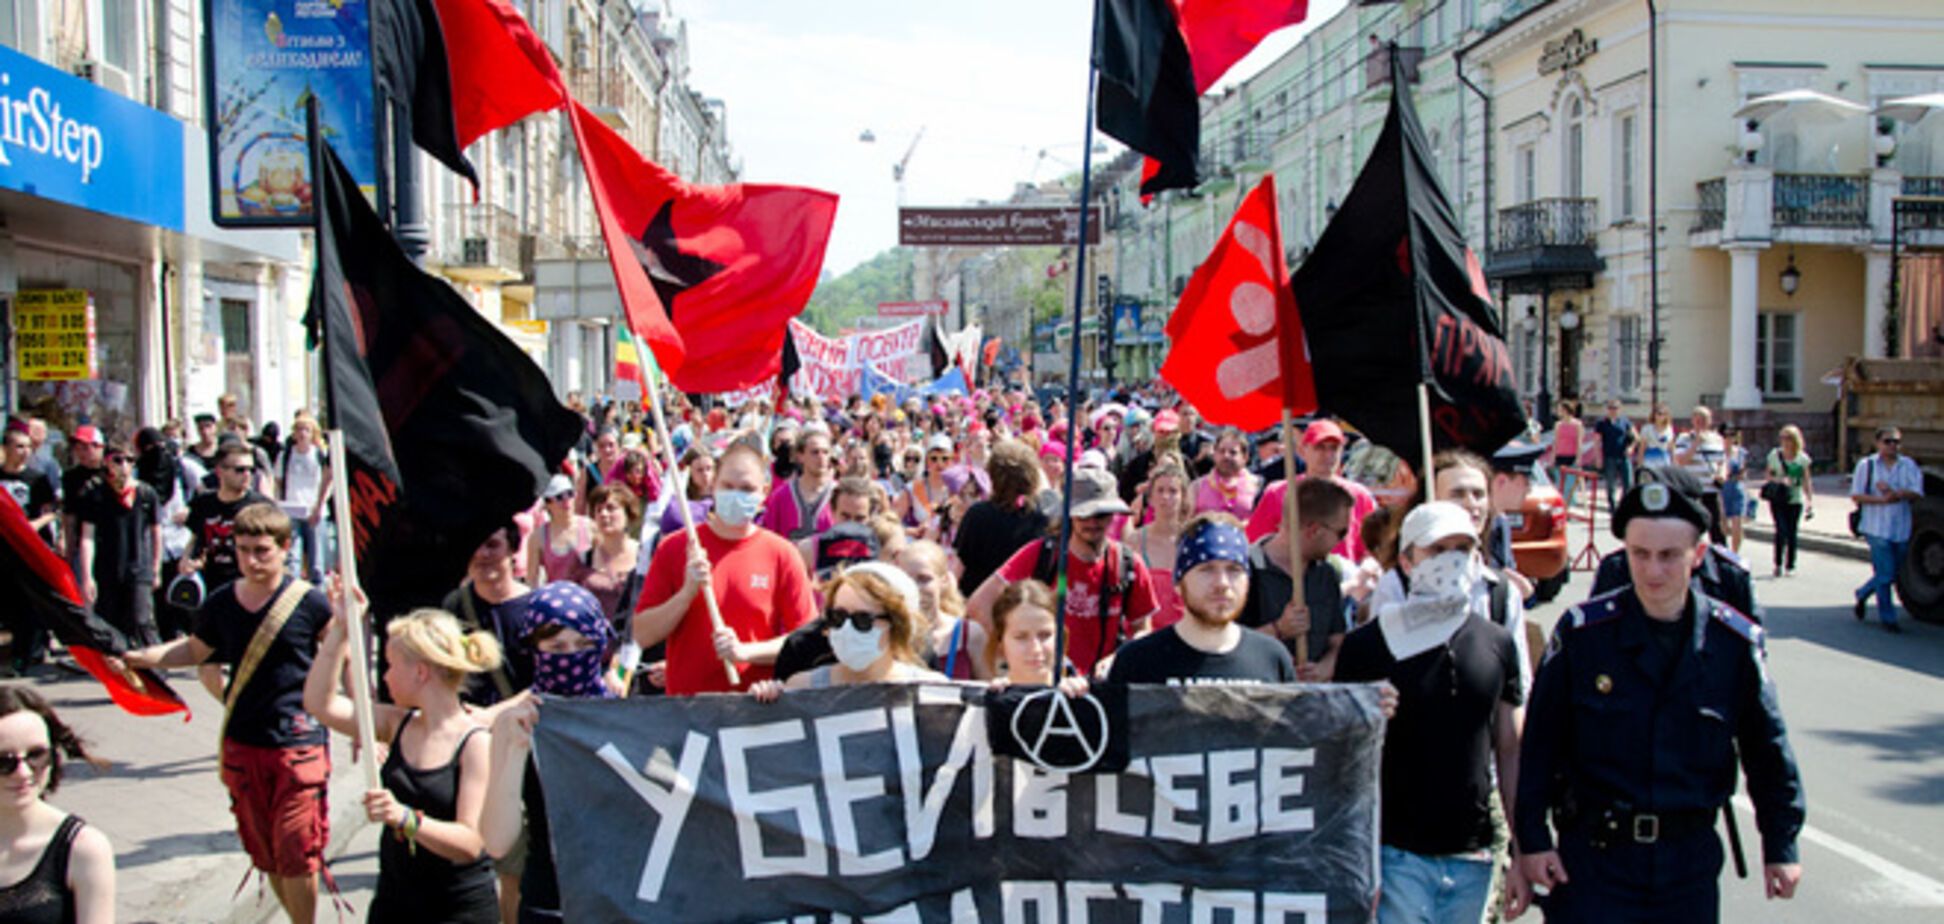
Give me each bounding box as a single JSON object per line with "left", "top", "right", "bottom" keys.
{"left": 1105, "top": 513, "right": 1295, "bottom": 685}
{"left": 1334, "top": 501, "right": 1525, "bottom": 924}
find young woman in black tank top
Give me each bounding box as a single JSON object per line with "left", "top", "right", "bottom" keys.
{"left": 305, "top": 600, "right": 504, "bottom": 923}
{"left": 0, "top": 687, "right": 114, "bottom": 924}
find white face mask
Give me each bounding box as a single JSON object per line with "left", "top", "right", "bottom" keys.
{"left": 1401, "top": 549, "right": 1478, "bottom": 628}
{"left": 829, "top": 620, "right": 886, "bottom": 671}
{"left": 712, "top": 488, "right": 763, "bottom": 526}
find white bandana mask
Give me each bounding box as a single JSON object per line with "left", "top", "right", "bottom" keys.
{"left": 1378, "top": 550, "right": 1479, "bottom": 660}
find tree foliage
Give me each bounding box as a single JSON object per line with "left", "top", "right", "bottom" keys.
{"left": 802, "top": 248, "right": 914, "bottom": 333}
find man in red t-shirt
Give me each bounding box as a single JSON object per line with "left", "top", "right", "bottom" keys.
{"left": 635, "top": 443, "right": 817, "bottom": 695}
{"left": 968, "top": 468, "right": 1158, "bottom": 677}
{"left": 1247, "top": 419, "right": 1377, "bottom": 562}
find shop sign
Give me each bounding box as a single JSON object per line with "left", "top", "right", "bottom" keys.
{"left": 12, "top": 289, "right": 97, "bottom": 381}
{"left": 205, "top": 0, "right": 379, "bottom": 227}
{"left": 899, "top": 206, "right": 1100, "bottom": 246}
{"left": 0, "top": 45, "right": 185, "bottom": 231}
{"left": 878, "top": 300, "right": 947, "bottom": 317}
{"left": 1539, "top": 29, "right": 1598, "bottom": 76}
{"left": 505, "top": 319, "right": 549, "bottom": 336}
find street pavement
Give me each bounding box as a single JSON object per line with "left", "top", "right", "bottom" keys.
{"left": 18, "top": 501, "right": 1942, "bottom": 922}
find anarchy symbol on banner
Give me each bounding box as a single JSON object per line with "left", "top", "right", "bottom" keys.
{"left": 1009, "top": 688, "right": 1111, "bottom": 773}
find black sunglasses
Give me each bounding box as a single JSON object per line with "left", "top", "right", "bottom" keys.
{"left": 823, "top": 608, "right": 887, "bottom": 632}
{"left": 1882, "top": 438, "right": 1902, "bottom": 445}
{"left": 0, "top": 747, "right": 52, "bottom": 775}
{"left": 225, "top": 465, "right": 254, "bottom": 474}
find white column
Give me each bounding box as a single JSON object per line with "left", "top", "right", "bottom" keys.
{"left": 1723, "top": 244, "right": 1766, "bottom": 409}
{"left": 1863, "top": 247, "right": 1892, "bottom": 359}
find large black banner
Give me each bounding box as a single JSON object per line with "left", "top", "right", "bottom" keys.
{"left": 532, "top": 683, "right": 1384, "bottom": 923}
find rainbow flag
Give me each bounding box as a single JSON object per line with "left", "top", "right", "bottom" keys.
{"left": 615, "top": 323, "right": 650, "bottom": 400}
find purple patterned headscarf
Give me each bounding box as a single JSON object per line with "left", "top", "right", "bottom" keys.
{"left": 527, "top": 581, "right": 615, "bottom": 699}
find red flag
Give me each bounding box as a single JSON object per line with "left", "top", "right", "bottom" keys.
{"left": 0, "top": 494, "right": 187, "bottom": 719}
{"left": 433, "top": 0, "right": 567, "bottom": 147}
{"left": 982, "top": 337, "right": 1004, "bottom": 368}
{"left": 1174, "top": 1, "right": 1311, "bottom": 92}
{"left": 1159, "top": 174, "right": 1314, "bottom": 430}
{"left": 568, "top": 100, "right": 838, "bottom": 394}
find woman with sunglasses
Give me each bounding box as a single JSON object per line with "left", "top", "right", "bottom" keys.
{"left": 896, "top": 435, "right": 955, "bottom": 536}
{"left": 0, "top": 686, "right": 113, "bottom": 924}
{"left": 751, "top": 563, "right": 944, "bottom": 698}
{"left": 526, "top": 473, "right": 593, "bottom": 585}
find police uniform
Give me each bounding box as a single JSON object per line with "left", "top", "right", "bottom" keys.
{"left": 1592, "top": 465, "right": 1758, "bottom": 619}
{"left": 1485, "top": 438, "right": 1550, "bottom": 573}
{"left": 1515, "top": 483, "right": 1805, "bottom": 923}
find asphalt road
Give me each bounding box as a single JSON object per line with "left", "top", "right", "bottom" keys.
{"left": 1524, "top": 535, "right": 1944, "bottom": 923}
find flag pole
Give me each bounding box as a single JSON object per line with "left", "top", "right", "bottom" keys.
{"left": 1418, "top": 383, "right": 1437, "bottom": 504}
{"left": 1051, "top": 3, "right": 1106, "bottom": 677}
{"left": 327, "top": 433, "right": 382, "bottom": 793}
{"left": 640, "top": 360, "right": 741, "bottom": 686}
{"left": 1278, "top": 410, "right": 1307, "bottom": 666}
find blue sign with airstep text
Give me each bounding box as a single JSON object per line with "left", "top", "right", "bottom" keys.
{"left": 0, "top": 43, "right": 185, "bottom": 232}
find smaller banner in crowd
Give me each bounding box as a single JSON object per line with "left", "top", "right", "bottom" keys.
{"left": 533, "top": 683, "right": 1383, "bottom": 923}
{"left": 786, "top": 318, "right": 928, "bottom": 401}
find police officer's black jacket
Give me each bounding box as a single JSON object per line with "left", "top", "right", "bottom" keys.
{"left": 1515, "top": 584, "right": 1805, "bottom": 864}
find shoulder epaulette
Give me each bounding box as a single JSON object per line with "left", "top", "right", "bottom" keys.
{"left": 1708, "top": 601, "right": 1764, "bottom": 646}
{"left": 1710, "top": 545, "right": 1750, "bottom": 573}
{"left": 1566, "top": 588, "right": 1628, "bottom": 630}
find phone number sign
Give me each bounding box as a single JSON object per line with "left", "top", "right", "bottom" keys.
{"left": 13, "top": 289, "right": 97, "bottom": 380}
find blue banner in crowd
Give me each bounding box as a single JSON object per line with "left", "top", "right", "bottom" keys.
{"left": 921, "top": 367, "right": 971, "bottom": 397}
{"left": 204, "top": 0, "right": 379, "bottom": 226}
{"left": 0, "top": 44, "right": 184, "bottom": 231}
{"left": 858, "top": 361, "right": 915, "bottom": 406}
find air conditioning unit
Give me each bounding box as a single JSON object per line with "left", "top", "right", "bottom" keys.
{"left": 463, "top": 237, "right": 492, "bottom": 265}
{"left": 75, "top": 59, "right": 135, "bottom": 98}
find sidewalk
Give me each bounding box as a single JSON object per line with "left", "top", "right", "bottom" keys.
{"left": 1740, "top": 474, "right": 1870, "bottom": 564}
{"left": 20, "top": 667, "right": 379, "bottom": 923}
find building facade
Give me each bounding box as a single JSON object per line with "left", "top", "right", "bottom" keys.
{"left": 1, "top": 0, "right": 310, "bottom": 441}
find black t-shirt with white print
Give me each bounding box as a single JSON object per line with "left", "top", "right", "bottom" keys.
{"left": 1105, "top": 624, "right": 1296, "bottom": 685}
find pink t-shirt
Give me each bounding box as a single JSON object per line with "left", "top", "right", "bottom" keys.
{"left": 1192, "top": 472, "right": 1261, "bottom": 519}
{"left": 993, "top": 538, "right": 1159, "bottom": 677}
{"left": 1246, "top": 476, "right": 1377, "bottom": 562}
{"left": 760, "top": 477, "right": 834, "bottom": 541}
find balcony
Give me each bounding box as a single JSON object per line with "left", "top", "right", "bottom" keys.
{"left": 1482, "top": 198, "right": 1604, "bottom": 294}
{"left": 1772, "top": 174, "right": 1868, "bottom": 228}
{"left": 1903, "top": 176, "right": 1944, "bottom": 198}
{"left": 1694, "top": 179, "right": 1725, "bottom": 233}
{"left": 441, "top": 202, "right": 524, "bottom": 283}
{"left": 1689, "top": 167, "right": 1896, "bottom": 248}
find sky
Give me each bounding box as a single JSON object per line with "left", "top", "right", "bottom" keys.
{"left": 675, "top": 0, "right": 1351, "bottom": 276}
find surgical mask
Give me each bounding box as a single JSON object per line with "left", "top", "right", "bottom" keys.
{"left": 713, "top": 488, "right": 763, "bottom": 526}
{"left": 828, "top": 620, "right": 886, "bottom": 671}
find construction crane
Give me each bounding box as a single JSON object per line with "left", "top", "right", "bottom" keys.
{"left": 891, "top": 126, "right": 925, "bottom": 206}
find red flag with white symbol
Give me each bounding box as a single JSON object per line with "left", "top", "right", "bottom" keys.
{"left": 1159, "top": 174, "right": 1315, "bottom": 429}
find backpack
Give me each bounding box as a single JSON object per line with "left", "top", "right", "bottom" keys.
{"left": 1031, "top": 537, "right": 1135, "bottom": 666}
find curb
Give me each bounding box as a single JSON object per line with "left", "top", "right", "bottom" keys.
{"left": 1743, "top": 524, "right": 1870, "bottom": 563}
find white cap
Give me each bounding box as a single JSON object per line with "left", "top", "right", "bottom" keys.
{"left": 1077, "top": 449, "right": 1108, "bottom": 471}
{"left": 925, "top": 433, "right": 954, "bottom": 454}
{"left": 842, "top": 561, "right": 921, "bottom": 616}
{"left": 1399, "top": 501, "right": 1477, "bottom": 551}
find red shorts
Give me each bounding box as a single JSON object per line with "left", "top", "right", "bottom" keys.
{"left": 219, "top": 740, "right": 330, "bottom": 877}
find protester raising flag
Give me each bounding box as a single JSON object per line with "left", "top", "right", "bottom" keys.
{"left": 0, "top": 493, "right": 186, "bottom": 718}
{"left": 1096, "top": 0, "right": 1309, "bottom": 196}
{"left": 1293, "top": 45, "right": 1526, "bottom": 467}
{"left": 1160, "top": 174, "right": 1315, "bottom": 430}
{"left": 308, "top": 138, "right": 582, "bottom": 619}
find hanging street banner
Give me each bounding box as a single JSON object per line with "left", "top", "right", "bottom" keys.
{"left": 532, "top": 683, "right": 1384, "bottom": 923}
{"left": 880, "top": 300, "right": 950, "bottom": 318}
{"left": 204, "top": 0, "right": 380, "bottom": 226}
{"left": 12, "top": 290, "right": 97, "bottom": 381}
{"left": 899, "top": 206, "right": 1101, "bottom": 246}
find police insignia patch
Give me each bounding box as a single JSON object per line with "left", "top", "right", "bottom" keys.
{"left": 1642, "top": 483, "right": 1669, "bottom": 512}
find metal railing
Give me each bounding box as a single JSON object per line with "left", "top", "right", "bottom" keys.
{"left": 1772, "top": 173, "right": 1868, "bottom": 227}
{"left": 442, "top": 202, "right": 523, "bottom": 272}
{"left": 1902, "top": 176, "right": 1944, "bottom": 198}
{"left": 1693, "top": 179, "right": 1725, "bottom": 232}
{"left": 1492, "top": 198, "right": 1598, "bottom": 252}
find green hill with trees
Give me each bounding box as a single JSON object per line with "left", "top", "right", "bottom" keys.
{"left": 802, "top": 248, "right": 913, "bottom": 333}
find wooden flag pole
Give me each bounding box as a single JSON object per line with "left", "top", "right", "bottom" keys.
{"left": 326, "top": 431, "right": 381, "bottom": 792}
{"left": 641, "top": 367, "right": 741, "bottom": 687}
{"left": 1418, "top": 383, "right": 1437, "bottom": 504}
{"left": 1279, "top": 410, "right": 1308, "bottom": 666}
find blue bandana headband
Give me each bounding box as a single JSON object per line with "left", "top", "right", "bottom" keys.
{"left": 1175, "top": 521, "right": 1250, "bottom": 582}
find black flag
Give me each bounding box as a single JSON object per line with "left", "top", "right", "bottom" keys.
{"left": 308, "top": 138, "right": 580, "bottom": 620}
{"left": 372, "top": 0, "right": 478, "bottom": 189}
{"left": 1094, "top": 0, "right": 1200, "bottom": 195}
{"left": 1292, "top": 45, "right": 1526, "bottom": 465}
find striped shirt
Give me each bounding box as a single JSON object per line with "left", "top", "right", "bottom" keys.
{"left": 1852, "top": 454, "right": 1923, "bottom": 542}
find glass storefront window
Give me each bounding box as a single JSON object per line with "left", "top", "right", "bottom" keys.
{"left": 10, "top": 246, "right": 142, "bottom": 444}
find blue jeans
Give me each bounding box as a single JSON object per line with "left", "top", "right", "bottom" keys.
{"left": 1601, "top": 457, "right": 1633, "bottom": 514}
{"left": 1858, "top": 536, "right": 1908, "bottom": 624}
{"left": 1378, "top": 845, "right": 1493, "bottom": 924}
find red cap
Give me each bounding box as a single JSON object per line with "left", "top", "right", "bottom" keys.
{"left": 1152, "top": 409, "right": 1181, "bottom": 433}
{"left": 1300, "top": 420, "right": 1345, "bottom": 447}
{"left": 73, "top": 425, "right": 103, "bottom": 446}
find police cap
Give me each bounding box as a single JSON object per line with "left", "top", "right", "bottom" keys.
{"left": 1490, "top": 436, "right": 1550, "bottom": 475}
{"left": 1612, "top": 479, "right": 1712, "bottom": 540}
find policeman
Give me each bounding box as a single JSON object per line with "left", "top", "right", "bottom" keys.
{"left": 1511, "top": 481, "right": 1804, "bottom": 922}
{"left": 1485, "top": 437, "right": 1550, "bottom": 573}
{"left": 1591, "top": 466, "right": 1757, "bottom": 619}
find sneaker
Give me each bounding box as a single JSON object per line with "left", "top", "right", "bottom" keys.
{"left": 1855, "top": 598, "right": 1868, "bottom": 621}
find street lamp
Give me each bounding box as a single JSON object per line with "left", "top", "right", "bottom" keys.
{"left": 1779, "top": 251, "right": 1801, "bottom": 297}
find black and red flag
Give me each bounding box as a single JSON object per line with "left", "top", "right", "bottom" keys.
{"left": 1292, "top": 45, "right": 1526, "bottom": 465}
{"left": 0, "top": 493, "right": 187, "bottom": 718}
{"left": 1095, "top": 0, "right": 1310, "bottom": 197}
{"left": 372, "top": 0, "right": 478, "bottom": 188}
{"left": 307, "top": 137, "right": 582, "bottom": 619}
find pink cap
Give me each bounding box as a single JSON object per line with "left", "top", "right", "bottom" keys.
{"left": 1152, "top": 409, "right": 1181, "bottom": 433}
{"left": 1301, "top": 420, "right": 1345, "bottom": 447}
{"left": 72, "top": 425, "right": 103, "bottom": 446}
{"left": 1039, "top": 440, "right": 1068, "bottom": 460}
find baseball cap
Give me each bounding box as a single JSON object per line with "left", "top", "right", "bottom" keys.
{"left": 1068, "top": 468, "right": 1132, "bottom": 519}
{"left": 925, "top": 434, "right": 954, "bottom": 454}
{"left": 543, "top": 473, "right": 575, "bottom": 499}
{"left": 1300, "top": 420, "right": 1345, "bottom": 447}
{"left": 1399, "top": 501, "right": 1477, "bottom": 551}
{"left": 1152, "top": 409, "right": 1181, "bottom": 434}
{"left": 73, "top": 425, "right": 103, "bottom": 446}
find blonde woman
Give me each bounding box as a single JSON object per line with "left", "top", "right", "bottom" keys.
{"left": 899, "top": 541, "right": 988, "bottom": 680}
{"left": 1637, "top": 403, "right": 1676, "bottom": 469}
{"left": 1764, "top": 425, "right": 1815, "bottom": 577}
{"left": 752, "top": 563, "right": 945, "bottom": 697}
{"left": 305, "top": 599, "right": 502, "bottom": 923}
{"left": 1125, "top": 461, "right": 1194, "bottom": 629}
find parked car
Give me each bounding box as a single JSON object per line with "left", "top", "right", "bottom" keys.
{"left": 1506, "top": 465, "right": 1570, "bottom": 603}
